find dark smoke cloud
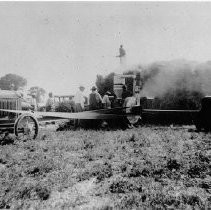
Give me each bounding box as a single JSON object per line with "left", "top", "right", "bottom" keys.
{"left": 137, "top": 60, "right": 211, "bottom": 98}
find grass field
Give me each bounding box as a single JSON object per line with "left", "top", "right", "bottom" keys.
{"left": 1, "top": 125, "right": 211, "bottom": 209}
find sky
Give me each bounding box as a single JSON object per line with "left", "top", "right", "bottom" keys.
{"left": 1, "top": 2, "right": 211, "bottom": 96}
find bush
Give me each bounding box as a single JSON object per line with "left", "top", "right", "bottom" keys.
{"left": 55, "top": 101, "right": 75, "bottom": 112}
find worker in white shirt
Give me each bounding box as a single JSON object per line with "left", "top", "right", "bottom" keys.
{"left": 73, "top": 86, "right": 85, "bottom": 128}
{"left": 74, "top": 86, "right": 85, "bottom": 112}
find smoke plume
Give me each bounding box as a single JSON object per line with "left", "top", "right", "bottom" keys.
{"left": 139, "top": 60, "right": 211, "bottom": 98}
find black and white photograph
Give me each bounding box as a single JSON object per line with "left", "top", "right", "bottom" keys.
{"left": 0, "top": 1, "right": 211, "bottom": 209}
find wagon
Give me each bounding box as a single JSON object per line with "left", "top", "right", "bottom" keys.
{"left": 0, "top": 90, "right": 39, "bottom": 140}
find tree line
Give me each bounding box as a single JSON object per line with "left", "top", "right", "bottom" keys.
{"left": 0, "top": 73, "right": 45, "bottom": 103}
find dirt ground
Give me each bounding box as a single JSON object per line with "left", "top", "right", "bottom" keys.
{"left": 1, "top": 125, "right": 211, "bottom": 209}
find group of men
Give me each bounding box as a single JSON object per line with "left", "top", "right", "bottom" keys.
{"left": 44, "top": 84, "right": 139, "bottom": 122}
{"left": 40, "top": 84, "right": 140, "bottom": 129}
{"left": 74, "top": 84, "right": 139, "bottom": 112}
{"left": 74, "top": 85, "right": 113, "bottom": 112}
{"left": 43, "top": 85, "right": 114, "bottom": 113}
{"left": 73, "top": 85, "right": 137, "bottom": 129}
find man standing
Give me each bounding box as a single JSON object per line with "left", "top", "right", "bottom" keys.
{"left": 73, "top": 86, "right": 85, "bottom": 128}
{"left": 74, "top": 86, "right": 85, "bottom": 112}
{"left": 88, "top": 86, "right": 102, "bottom": 110}
{"left": 122, "top": 85, "right": 132, "bottom": 106}
{"left": 117, "top": 45, "right": 126, "bottom": 64}
{"left": 102, "top": 91, "right": 112, "bottom": 109}
{"left": 46, "top": 92, "right": 55, "bottom": 112}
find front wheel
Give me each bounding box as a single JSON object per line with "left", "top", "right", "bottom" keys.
{"left": 14, "top": 114, "right": 39, "bottom": 140}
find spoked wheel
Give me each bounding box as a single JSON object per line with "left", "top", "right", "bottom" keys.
{"left": 127, "top": 114, "right": 140, "bottom": 125}
{"left": 14, "top": 114, "right": 39, "bottom": 140}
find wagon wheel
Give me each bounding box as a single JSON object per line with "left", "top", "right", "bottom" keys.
{"left": 14, "top": 114, "right": 39, "bottom": 140}
{"left": 126, "top": 111, "right": 140, "bottom": 125}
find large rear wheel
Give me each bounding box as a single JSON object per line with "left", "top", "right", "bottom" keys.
{"left": 14, "top": 114, "right": 39, "bottom": 140}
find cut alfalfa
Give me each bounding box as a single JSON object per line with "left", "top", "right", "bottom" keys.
{"left": 0, "top": 133, "right": 15, "bottom": 145}
{"left": 35, "top": 185, "right": 51, "bottom": 200}
{"left": 91, "top": 162, "right": 113, "bottom": 182}
{"left": 108, "top": 176, "right": 142, "bottom": 194}
{"left": 166, "top": 159, "right": 180, "bottom": 171}
{"left": 56, "top": 120, "right": 75, "bottom": 131}
{"left": 127, "top": 133, "right": 139, "bottom": 143}
{"left": 15, "top": 181, "right": 51, "bottom": 201}
{"left": 114, "top": 193, "right": 144, "bottom": 209}
{"left": 187, "top": 164, "right": 207, "bottom": 178}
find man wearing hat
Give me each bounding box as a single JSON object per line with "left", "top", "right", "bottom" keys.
{"left": 102, "top": 91, "right": 112, "bottom": 109}
{"left": 88, "top": 86, "right": 102, "bottom": 110}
